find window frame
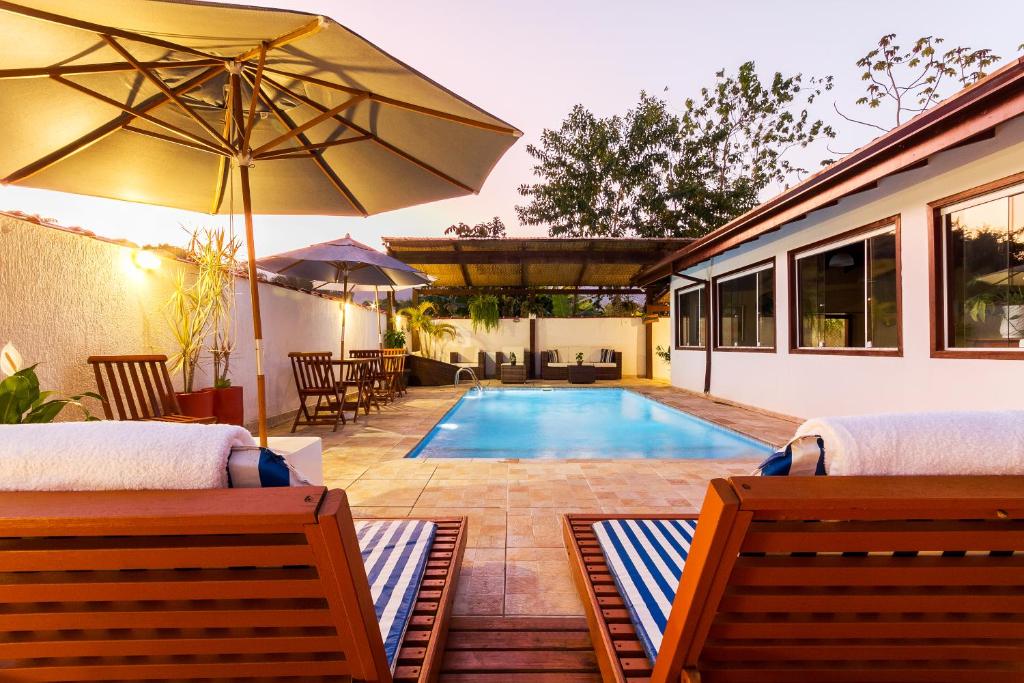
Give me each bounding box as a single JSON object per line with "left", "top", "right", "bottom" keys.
{"left": 711, "top": 257, "right": 777, "bottom": 353}
{"left": 929, "top": 171, "right": 1024, "bottom": 360}
{"left": 787, "top": 216, "right": 903, "bottom": 357}
{"left": 673, "top": 282, "right": 708, "bottom": 351}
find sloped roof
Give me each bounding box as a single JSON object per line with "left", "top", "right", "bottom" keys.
{"left": 382, "top": 237, "right": 690, "bottom": 288}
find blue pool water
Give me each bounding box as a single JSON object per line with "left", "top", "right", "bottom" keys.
{"left": 406, "top": 388, "right": 774, "bottom": 460}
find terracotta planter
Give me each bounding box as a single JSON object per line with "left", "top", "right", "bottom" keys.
{"left": 176, "top": 388, "right": 214, "bottom": 420}
{"left": 212, "top": 385, "right": 244, "bottom": 426}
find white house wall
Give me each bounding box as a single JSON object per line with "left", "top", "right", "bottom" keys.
{"left": 670, "top": 115, "right": 1024, "bottom": 419}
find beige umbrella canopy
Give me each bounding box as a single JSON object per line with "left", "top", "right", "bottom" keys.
{"left": 0, "top": 0, "right": 521, "bottom": 444}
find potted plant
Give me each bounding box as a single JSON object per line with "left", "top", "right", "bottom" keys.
{"left": 576, "top": 352, "right": 584, "bottom": 366}
{"left": 967, "top": 286, "right": 1024, "bottom": 340}
{"left": 0, "top": 343, "right": 101, "bottom": 423}
{"left": 468, "top": 294, "right": 500, "bottom": 332}
{"left": 383, "top": 328, "right": 406, "bottom": 349}
{"left": 509, "top": 352, "right": 517, "bottom": 366}
{"left": 189, "top": 228, "right": 245, "bottom": 425}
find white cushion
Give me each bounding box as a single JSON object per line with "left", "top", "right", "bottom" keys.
{"left": 547, "top": 362, "right": 568, "bottom": 368}
{"left": 594, "top": 362, "right": 617, "bottom": 368}
{"left": 452, "top": 361, "right": 478, "bottom": 368}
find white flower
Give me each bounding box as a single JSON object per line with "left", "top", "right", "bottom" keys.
{"left": 0, "top": 342, "right": 23, "bottom": 378}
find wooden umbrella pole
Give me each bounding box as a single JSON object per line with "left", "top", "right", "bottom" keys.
{"left": 340, "top": 272, "right": 349, "bottom": 360}
{"left": 375, "top": 286, "right": 382, "bottom": 348}
{"left": 229, "top": 68, "right": 268, "bottom": 447}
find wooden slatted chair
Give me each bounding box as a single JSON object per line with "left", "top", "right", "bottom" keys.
{"left": 564, "top": 476, "right": 1024, "bottom": 683}
{"left": 0, "top": 486, "right": 466, "bottom": 683}
{"left": 288, "top": 351, "right": 347, "bottom": 432}
{"left": 88, "top": 354, "right": 215, "bottom": 424}
{"left": 381, "top": 348, "right": 408, "bottom": 398}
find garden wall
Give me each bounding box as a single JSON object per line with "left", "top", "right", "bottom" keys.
{"left": 0, "top": 214, "right": 380, "bottom": 427}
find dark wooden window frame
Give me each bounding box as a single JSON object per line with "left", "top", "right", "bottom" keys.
{"left": 712, "top": 257, "right": 777, "bottom": 353}
{"left": 929, "top": 170, "right": 1024, "bottom": 360}
{"left": 787, "top": 215, "right": 903, "bottom": 357}
{"left": 674, "top": 283, "right": 708, "bottom": 351}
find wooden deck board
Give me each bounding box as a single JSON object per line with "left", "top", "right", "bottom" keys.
{"left": 439, "top": 616, "right": 601, "bottom": 682}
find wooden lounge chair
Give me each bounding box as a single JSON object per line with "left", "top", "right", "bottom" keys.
{"left": 288, "top": 351, "right": 347, "bottom": 432}
{"left": 564, "top": 475, "right": 1024, "bottom": 683}
{"left": 0, "top": 486, "right": 466, "bottom": 682}
{"left": 88, "top": 354, "right": 215, "bottom": 423}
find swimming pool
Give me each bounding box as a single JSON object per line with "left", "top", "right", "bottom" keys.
{"left": 406, "top": 388, "right": 774, "bottom": 460}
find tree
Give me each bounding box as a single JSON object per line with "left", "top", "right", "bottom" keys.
{"left": 515, "top": 92, "right": 678, "bottom": 238}
{"left": 444, "top": 216, "right": 507, "bottom": 238}
{"left": 515, "top": 63, "right": 834, "bottom": 239}
{"left": 668, "top": 62, "right": 835, "bottom": 236}
{"left": 838, "top": 34, "right": 1001, "bottom": 131}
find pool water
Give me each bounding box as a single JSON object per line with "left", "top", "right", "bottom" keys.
{"left": 406, "top": 388, "right": 774, "bottom": 460}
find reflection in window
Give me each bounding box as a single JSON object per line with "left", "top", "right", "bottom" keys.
{"left": 795, "top": 227, "right": 898, "bottom": 349}
{"left": 717, "top": 266, "right": 775, "bottom": 348}
{"left": 944, "top": 188, "right": 1024, "bottom": 348}
{"left": 675, "top": 286, "right": 705, "bottom": 348}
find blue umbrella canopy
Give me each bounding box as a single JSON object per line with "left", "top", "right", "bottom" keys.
{"left": 258, "top": 234, "right": 428, "bottom": 287}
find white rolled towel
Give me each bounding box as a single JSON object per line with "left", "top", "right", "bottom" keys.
{"left": 0, "top": 421, "right": 256, "bottom": 491}
{"left": 794, "top": 410, "right": 1024, "bottom": 476}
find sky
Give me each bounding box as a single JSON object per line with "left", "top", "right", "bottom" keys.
{"left": 1, "top": 0, "right": 1020, "bottom": 257}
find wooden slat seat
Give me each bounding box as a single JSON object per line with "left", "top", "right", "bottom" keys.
{"left": 87, "top": 354, "right": 215, "bottom": 423}
{"left": 564, "top": 476, "right": 1024, "bottom": 683}
{"left": 0, "top": 487, "right": 466, "bottom": 682}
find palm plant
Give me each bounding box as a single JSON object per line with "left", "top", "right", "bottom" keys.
{"left": 399, "top": 301, "right": 458, "bottom": 359}
{"left": 187, "top": 228, "right": 242, "bottom": 387}
{"left": 166, "top": 269, "right": 214, "bottom": 393}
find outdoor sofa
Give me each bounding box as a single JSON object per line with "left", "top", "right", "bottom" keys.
{"left": 449, "top": 350, "right": 487, "bottom": 379}
{"left": 541, "top": 346, "right": 621, "bottom": 380}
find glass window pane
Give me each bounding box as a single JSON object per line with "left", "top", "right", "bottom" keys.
{"left": 757, "top": 268, "right": 775, "bottom": 347}
{"left": 797, "top": 240, "right": 867, "bottom": 347}
{"left": 1010, "top": 194, "right": 1024, "bottom": 344}
{"left": 946, "top": 196, "right": 1011, "bottom": 347}
{"left": 718, "top": 274, "right": 757, "bottom": 347}
{"left": 676, "top": 288, "right": 705, "bottom": 347}
{"left": 868, "top": 232, "right": 899, "bottom": 348}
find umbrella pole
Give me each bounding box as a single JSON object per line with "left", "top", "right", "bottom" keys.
{"left": 375, "top": 286, "right": 382, "bottom": 348}
{"left": 239, "top": 164, "right": 269, "bottom": 447}
{"left": 340, "top": 273, "right": 349, "bottom": 360}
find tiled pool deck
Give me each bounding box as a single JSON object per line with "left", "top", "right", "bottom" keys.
{"left": 269, "top": 378, "right": 801, "bottom": 617}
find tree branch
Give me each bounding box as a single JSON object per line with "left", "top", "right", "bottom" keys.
{"left": 833, "top": 102, "right": 888, "bottom": 133}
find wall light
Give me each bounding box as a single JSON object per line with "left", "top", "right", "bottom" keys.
{"left": 131, "top": 249, "right": 161, "bottom": 271}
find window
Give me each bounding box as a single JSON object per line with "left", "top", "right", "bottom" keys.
{"left": 939, "top": 182, "right": 1024, "bottom": 352}
{"left": 674, "top": 285, "right": 705, "bottom": 349}
{"left": 791, "top": 219, "right": 900, "bottom": 353}
{"left": 715, "top": 262, "right": 775, "bottom": 349}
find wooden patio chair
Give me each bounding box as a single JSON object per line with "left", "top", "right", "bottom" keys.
{"left": 380, "top": 351, "right": 405, "bottom": 403}
{"left": 88, "top": 354, "right": 215, "bottom": 424}
{"left": 349, "top": 350, "right": 386, "bottom": 411}
{"left": 382, "top": 348, "right": 408, "bottom": 397}
{"left": 339, "top": 358, "right": 376, "bottom": 420}
{"left": 288, "top": 351, "right": 347, "bottom": 432}
{"left": 0, "top": 486, "right": 466, "bottom": 682}
{"left": 564, "top": 475, "right": 1024, "bottom": 683}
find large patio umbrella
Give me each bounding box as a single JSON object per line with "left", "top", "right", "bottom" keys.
{"left": 258, "top": 234, "right": 429, "bottom": 358}
{"left": 0, "top": 0, "right": 521, "bottom": 445}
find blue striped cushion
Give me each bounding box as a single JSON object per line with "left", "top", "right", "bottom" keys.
{"left": 227, "top": 446, "right": 310, "bottom": 487}
{"left": 356, "top": 519, "right": 437, "bottom": 671}
{"left": 592, "top": 519, "right": 697, "bottom": 664}
{"left": 756, "top": 434, "right": 826, "bottom": 476}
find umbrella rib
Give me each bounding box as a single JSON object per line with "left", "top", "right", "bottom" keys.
{"left": 0, "top": 0, "right": 221, "bottom": 60}
{"left": 240, "top": 43, "right": 268, "bottom": 154}
{"left": 3, "top": 66, "right": 225, "bottom": 184}
{"left": 234, "top": 16, "right": 326, "bottom": 62}
{"left": 123, "top": 125, "right": 230, "bottom": 156}
{"left": 210, "top": 67, "right": 236, "bottom": 214}
{"left": 254, "top": 135, "right": 371, "bottom": 160}
{"left": 241, "top": 71, "right": 368, "bottom": 216}
{"left": 259, "top": 73, "right": 477, "bottom": 195}
{"left": 102, "top": 35, "right": 233, "bottom": 152}
{"left": 49, "top": 75, "right": 229, "bottom": 157}
{"left": 251, "top": 92, "right": 366, "bottom": 156}
{"left": 257, "top": 65, "right": 520, "bottom": 136}
{"left": 0, "top": 59, "right": 223, "bottom": 80}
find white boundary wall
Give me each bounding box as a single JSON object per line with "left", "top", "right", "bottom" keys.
{"left": 0, "top": 215, "right": 380, "bottom": 425}
{"left": 669, "top": 115, "right": 1024, "bottom": 418}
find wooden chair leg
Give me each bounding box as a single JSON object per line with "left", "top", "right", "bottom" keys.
{"left": 291, "top": 397, "right": 307, "bottom": 432}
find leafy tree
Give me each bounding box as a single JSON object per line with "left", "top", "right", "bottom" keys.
{"left": 669, "top": 62, "right": 835, "bottom": 236}
{"left": 838, "top": 34, "right": 1001, "bottom": 131}
{"left": 443, "top": 216, "right": 507, "bottom": 238}
{"left": 516, "top": 93, "right": 677, "bottom": 238}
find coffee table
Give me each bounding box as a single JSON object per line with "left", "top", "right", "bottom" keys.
{"left": 567, "top": 363, "right": 596, "bottom": 384}
{"left": 500, "top": 364, "right": 527, "bottom": 384}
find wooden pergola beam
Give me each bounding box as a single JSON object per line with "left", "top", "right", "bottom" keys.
{"left": 452, "top": 242, "right": 473, "bottom": 287}
{"left": 102, "top": 35, "right": 232, "bottom": 152}
{"left": 242, "top": 71, "right": 367, "bottom": 216}
{"left": 0, "top": 58, "right": 223, "bottom": 80}
{"left": 257, "top": 72, "right": 477, "bottom": 195}
{"left": 392, "top": 250, "right": 657, "bottom": 265}
{"left": 420, "top": 286, "right": 646, "bottom": 297}
{"left": 3, "top": 66, "right": 224, "bottom": 184}
{"left": 0, "top": 0, "right": 218, "bottom": 59}
{"left": 257, "top": 65, "right": 520, "bottom": 136}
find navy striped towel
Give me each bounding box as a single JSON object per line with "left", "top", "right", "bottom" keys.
{"left": 756, "top": 434, "right": 825, "bottom": 476}
{"left": 356, "top": 519, "right": 437, "bottom": 671}
{"left": 592, "top": 519, "right": 697, "bottom": 664}
{"left": 227, "top": 446, "right": 309, "bottom": 487}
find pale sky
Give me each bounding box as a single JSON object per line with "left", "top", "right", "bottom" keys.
{"left": 1, "top": 0, "right": 1019, "bottom": 256}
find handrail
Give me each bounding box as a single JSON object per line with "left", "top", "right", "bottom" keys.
{"left": 454, "top": 367, "right": 482, "bottom": 392}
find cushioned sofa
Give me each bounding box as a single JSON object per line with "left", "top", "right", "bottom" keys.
{"left": 541, "top": 346, "right": 621, "bottom": 380}
{"left": 449, "top": 350, "right": 487, "bottom": 379}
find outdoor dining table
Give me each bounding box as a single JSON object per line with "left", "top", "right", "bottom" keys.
{"left": 331, "top": 358, "right": 376, "bottom": 418}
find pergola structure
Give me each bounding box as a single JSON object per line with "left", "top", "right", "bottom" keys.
{"left": 382, "top": 236, "right": 690, "bottom": 303}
